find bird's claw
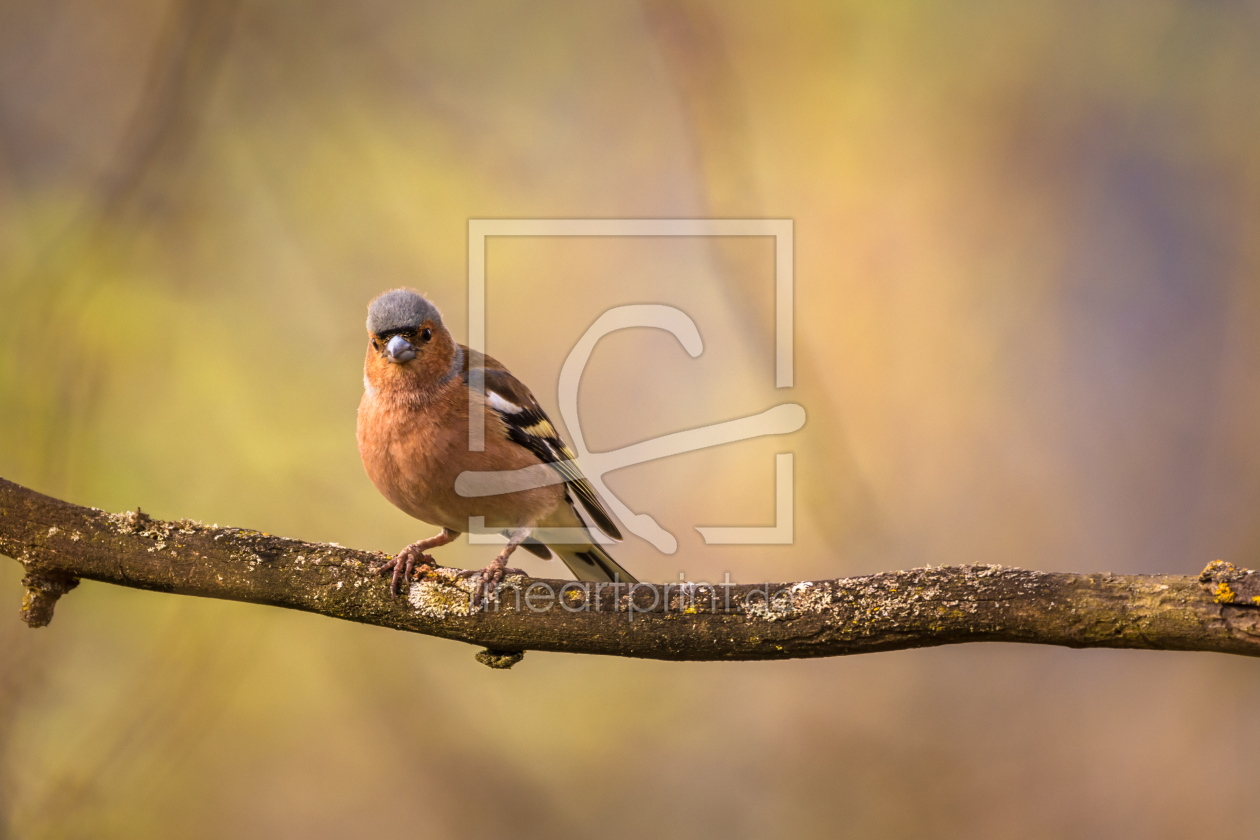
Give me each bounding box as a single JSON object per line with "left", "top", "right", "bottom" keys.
{"left": 375, "top": 546, "right": 436, "bottom": 596}
{"left": 465, "top": 563, "right": 526, "bottom": 608}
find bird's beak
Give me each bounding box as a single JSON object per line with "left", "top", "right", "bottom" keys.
{"left": 385, "top": 335, "right": 416, "bottom": 364}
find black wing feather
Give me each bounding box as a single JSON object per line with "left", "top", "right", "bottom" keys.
{"left": 470, "top": 365, "right": 623, "bottom": 541}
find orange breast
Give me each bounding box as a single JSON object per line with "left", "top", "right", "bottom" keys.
{"left": 357, "top": 385, "right": 565, "bottom": 534}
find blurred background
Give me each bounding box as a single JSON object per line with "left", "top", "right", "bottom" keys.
{"left": 2, "top": 0, "right": 1259, "bottom": 837}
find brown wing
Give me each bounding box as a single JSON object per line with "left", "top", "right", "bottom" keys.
{"left": 460, "top": 346, "right": 623, "bottom": 541}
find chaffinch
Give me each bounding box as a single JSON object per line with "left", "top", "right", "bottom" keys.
{"left": 357, "top": 288, "right": 638, "bottom": 604}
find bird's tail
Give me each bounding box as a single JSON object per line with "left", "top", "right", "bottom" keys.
{"left": 552, "top": 541, "right": 638, "bottom": 584}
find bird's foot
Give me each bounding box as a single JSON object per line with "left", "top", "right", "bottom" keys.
{"left": 462, "top": 561, "right": 527, "bottom": 608}
{"left": 376, "top": 543, "right": 437, "bottom": 596}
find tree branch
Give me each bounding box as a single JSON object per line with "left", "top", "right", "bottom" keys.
{"left": 2, "top": 477, "right": 1258, "bottom": 666}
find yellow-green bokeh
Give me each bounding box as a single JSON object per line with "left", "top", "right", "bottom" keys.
{"left": 2, "top": 1, "right": 1259, "bottom": 837}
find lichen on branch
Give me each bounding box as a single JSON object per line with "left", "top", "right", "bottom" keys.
{"left": 1, "top": 477, "right": 1258, "bottom": 666}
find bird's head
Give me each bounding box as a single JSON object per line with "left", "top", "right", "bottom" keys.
{"left": 364, "top": 289, "right": 457, "bottom": 395}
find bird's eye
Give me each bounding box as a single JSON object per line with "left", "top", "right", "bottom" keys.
{"left": 371, "top": 338, "right": 380, "bottom": 351}
{"left": 420, "top": 328, "right": 432, "bottom": 343}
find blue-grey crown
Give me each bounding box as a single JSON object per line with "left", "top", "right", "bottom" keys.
{"left": 366, "top": 289, "right": 442, "bottom": 335}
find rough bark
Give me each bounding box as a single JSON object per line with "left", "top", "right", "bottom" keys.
{"left": 2, "top": 477, "right": 1258, "bottom": 667}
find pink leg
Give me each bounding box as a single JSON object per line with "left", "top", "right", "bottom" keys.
{"left": 469, "top": 527, "right": 530, "bottom": 607}
{"left": 376, "top": 528, "right": 459, "bottom": 595}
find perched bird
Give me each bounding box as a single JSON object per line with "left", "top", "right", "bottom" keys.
{"left": 357, "top": 288, "right": 637, "bottom": 603}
